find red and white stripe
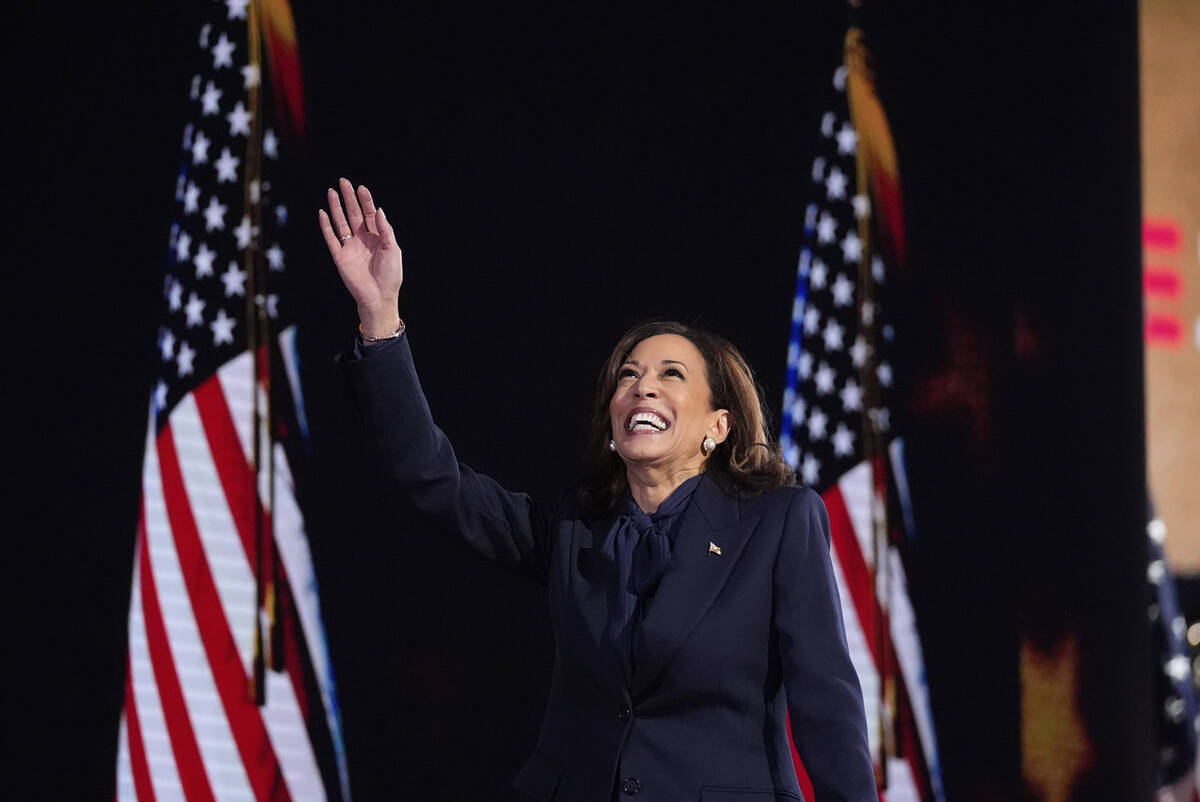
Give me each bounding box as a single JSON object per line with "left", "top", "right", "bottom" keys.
{"left": 822, "top": 458, "right": 943, "bottom": 801}
{"left": 882, "top": 757, "right": 921, "bottom": 802}
{"left": 824, "top": 461, "right": 884, "bottom": 757}
{"left": 118, "top": 350, "right": 331, "bottom": 801}
{"left": 222, "top": 342, "right": 344, "bottom": 751}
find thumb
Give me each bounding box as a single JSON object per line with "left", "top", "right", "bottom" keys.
{"left": 377, "top": 207, "right": 398, "bottom": 249}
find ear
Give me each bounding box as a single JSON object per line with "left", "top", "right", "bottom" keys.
{"left": 708, "top": 409, "right": 732, "bottom": 444}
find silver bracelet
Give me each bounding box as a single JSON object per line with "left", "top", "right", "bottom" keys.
{"left": 358, "top": 320, "right": 405, "bottom": 342}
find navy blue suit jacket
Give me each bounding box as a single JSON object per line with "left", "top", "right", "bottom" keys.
{"left": 342, "top": 334, "right": 877, "bottom": 802}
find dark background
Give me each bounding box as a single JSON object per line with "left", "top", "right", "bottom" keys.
{"left": 10, "top": 1, "right": 1153, "bottom": 799}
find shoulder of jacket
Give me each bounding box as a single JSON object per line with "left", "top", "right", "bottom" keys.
{"left": 738, "top": 482, "right": 813, "bottom": 512}
{"left": 552, "top": 481, "right": 587, "bottom": 522}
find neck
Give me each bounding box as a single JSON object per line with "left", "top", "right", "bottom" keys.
{"left": 626, "top": 462, "right": 704, "bottom": 513}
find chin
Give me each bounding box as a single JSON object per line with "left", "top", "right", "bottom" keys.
{"left": 618, "top": 438, "right": 672, "bottom": 461}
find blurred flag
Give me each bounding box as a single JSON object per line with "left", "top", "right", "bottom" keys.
{"left": 115, "top": 1, "right": 349, "bottom": 800}
{"left": 780, "top": 24, "right": 944, "bottom": 802}
{"left": 1150, "top": 509, "right": 1200, "bottom": 802}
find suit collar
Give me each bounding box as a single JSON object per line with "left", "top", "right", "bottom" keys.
{"left": 688, "top": 468, "right": 742, "bottom": 531}
{"left": 564, "top": 472, "right": 757, "bottom": 699}
{"left": 631, "top": 472, "right": 757, "bottom": 700}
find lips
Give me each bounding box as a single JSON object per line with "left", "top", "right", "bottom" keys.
{"left": 625, "top": 408, "right": 670, "bottom": 433}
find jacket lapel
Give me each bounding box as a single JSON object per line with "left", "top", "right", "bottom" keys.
{"left": 565, "top": 514, "right": 629, "bottom": 690}
{"left": 631, "top": 473, "right": 758, "bottom": 700}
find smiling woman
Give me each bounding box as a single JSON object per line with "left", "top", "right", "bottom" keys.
{"left": 322, "top": 179, "right": 877, "bottom": 801}
{"left": 581, "top": 321, "right": 795, "bottom": 518}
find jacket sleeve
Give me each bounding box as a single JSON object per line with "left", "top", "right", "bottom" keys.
{"left": 773, "top": 487, "right": 878, "bottom": 801}
{"left": 339, "top": 333, "right": 552, "bottom": 584}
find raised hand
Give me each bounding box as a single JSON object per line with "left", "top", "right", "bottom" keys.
{"left": 318, "top": 177, "right": 403, "bottom": 337}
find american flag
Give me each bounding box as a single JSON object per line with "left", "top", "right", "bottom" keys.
{"left": 780, "top": 27, "right": 944, "bottom": 802}
{"left": 115, "top": 2, "right": 349, "bottom": 800}
{"left": 1150, "top": 510, "right": 1200, "bottom": 802}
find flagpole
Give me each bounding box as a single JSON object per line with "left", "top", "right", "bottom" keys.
{"left": 844, "top": 25, "right": 895, "bottom": 791}
{"left": 244, "top": 0, "right": 275, "bottom": 707}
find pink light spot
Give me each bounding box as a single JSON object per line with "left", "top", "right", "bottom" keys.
{"left": 1143, "top": 219, "right": 1181, "bottom": 251}
{"left": 1144, "top": 268, "right": 1183, "bottom": 299}
{"left": 1146, "top": 314, "right": 1183, "bottom": 346}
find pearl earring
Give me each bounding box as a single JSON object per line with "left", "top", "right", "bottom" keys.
{"left": 609, "top": 439, "right": 617, "bottom": 452}
{"left": 701, "top": 436, "right": 717, "bottom": 455}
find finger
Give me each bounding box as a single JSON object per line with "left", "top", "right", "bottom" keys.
{"left": 376, "top": 206, "right": 398, "bottom": 250}
{"left": 339, "top": 177, "right": 365, "bottom": 233}
{"left": 317, "top": 209, "right": 341, "bottom": 256}
{"left": 357, "top": 185, "right": 378, "bottom": 234}
{"left": 326, "top": 187, "right": 351, "bottom": 239}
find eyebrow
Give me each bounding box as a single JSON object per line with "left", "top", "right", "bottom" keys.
{"left": 621, "top": 359, "right": 689, "bottom": 369}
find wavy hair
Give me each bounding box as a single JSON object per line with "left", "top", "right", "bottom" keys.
{"left": 578, "top": 320, "right": 794, "bottom": 515}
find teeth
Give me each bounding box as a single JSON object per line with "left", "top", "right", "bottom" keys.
{"left": 627, "top": 411, "right": 668, "bottom": 431}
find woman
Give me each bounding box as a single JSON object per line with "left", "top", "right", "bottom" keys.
{"left": 319, "top": 178, "right": 877, "bottom": 801}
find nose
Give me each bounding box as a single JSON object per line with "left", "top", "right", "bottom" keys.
{"left": 633, "top": 375, "right": 659, "bottom": 398}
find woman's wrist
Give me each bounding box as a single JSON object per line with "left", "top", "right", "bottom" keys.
{"left": 358, "top": 320, "right": 405, "bottom": 342}
{"left": 357, "top": 299, "right": 401, "bottom": 340}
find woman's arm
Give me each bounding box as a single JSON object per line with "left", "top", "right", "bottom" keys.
{"left": 773, "top": 488, "right": 878, "bottom": 801}
{"left": 322, "top": 180, "right": 552, "bottom": 583}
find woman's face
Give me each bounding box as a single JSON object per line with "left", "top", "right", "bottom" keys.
{"left": 608, "top": 334, "right": 729, "bottom": 474}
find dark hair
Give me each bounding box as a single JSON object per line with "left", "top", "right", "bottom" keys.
{"left": 578, "top": 320, "right": 794, "bottom": 515}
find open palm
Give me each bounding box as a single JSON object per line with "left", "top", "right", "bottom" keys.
{"left": 318, "top": 178, "right": 403, "bottom": 324}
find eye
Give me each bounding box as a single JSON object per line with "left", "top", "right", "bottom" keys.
{"left": 618, "top": 367, "right": 638, "bottom": 380}
{"left": 663, "top": 367, "right": 684, "bottom": 379}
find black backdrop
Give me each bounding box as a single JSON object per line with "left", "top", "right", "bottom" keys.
{"left": 10, "top": 2, "right": 1152, "bottom": 799}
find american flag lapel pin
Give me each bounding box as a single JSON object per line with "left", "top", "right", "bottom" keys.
{"left": 708, "top": 541, "right": 722, "bottom": 556}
